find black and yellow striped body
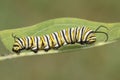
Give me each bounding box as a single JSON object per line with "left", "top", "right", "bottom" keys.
{"left": 12, "top": 27, "right": 96, "bottom": 54}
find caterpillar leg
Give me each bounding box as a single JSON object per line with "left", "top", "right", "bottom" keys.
{"left": 44, "top": 49, "right": 49, "bottom": 52}
{"left": 53, "top": 47, "right": 60, "bottom": 50}
{"left": 44, "top": 47, "right": 51, "bottom": 52}
{"left": 16, "top": 50, "right": 21, "bottom": 55}
{"left": 31, "top": 47, "right": 38, "bottom": 53}
{"left": 32, "top": 49, "right": 38, "bottom": 53}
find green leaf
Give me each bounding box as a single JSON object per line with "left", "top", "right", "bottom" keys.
{"left": 0, "top": 18, "right": 120, "bottom": 60}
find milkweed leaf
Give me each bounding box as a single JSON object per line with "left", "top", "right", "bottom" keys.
{"left": 0, "top": 18, "right": 120, "bottom": 60}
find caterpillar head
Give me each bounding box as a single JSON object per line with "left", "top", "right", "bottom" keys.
{"left": 85, "top": 32, "right": 96, "bottom": 44}
{"left": 12, "top": 43, "right": 21, "bottom": 54}
{"left": 84, "top": 25, "right": 108, "bottom": 44}
{"left": 12, "top": 34, "right": 22, "bottom": 54}
{"left": 86, "top": 25, "right": 108, "bottom": 44}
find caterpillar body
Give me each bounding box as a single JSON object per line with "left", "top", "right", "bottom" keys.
{"left": 12, "top": 26, "right": 108, "bottom": 54}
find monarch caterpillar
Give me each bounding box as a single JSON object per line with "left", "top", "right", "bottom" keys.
{"left": 12, "top": 25, "right": 108, "bottom": 54}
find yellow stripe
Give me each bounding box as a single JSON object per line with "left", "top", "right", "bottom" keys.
{"left": 14, "top": 42, "right": 22, "bottom": 49}
{"left": 31, "top": 36, "right": 35, "bottom": 47}
{"left": 72, "top": 28, "right": 75, "bottom": 42}
{"left": 65, "top": 28, "right": 70, "bottom": 43}
{"left": 57, "top": 31, "right": 63, "bottom": 46}
{"left": 82, "top": 28, "right": 90, "bottom": 40}
{"left": 77, "top": 28, "right": 81, "bottom": 41}
{"left": 30, "top": 37, "right": 33, "bottom": 47}
{"left": 50, "top": 34, "right": 56, "bottom": 47}
{"left": 87, "top": 33, "right": 95, "bottom": 41}
{"left": 48, "top": 35, "right": 52, "bottom": 47}
{"left": 22, "top": 37, "right": 26, "bottom": 47}
{"left": 41, "top": 36, "right": 46, "bottom": 48}
{"left": 29, "top": 37, "right": 32, "bottom": 47}
{"left": 39, "top": 37, "right": 43, "bottom": 49}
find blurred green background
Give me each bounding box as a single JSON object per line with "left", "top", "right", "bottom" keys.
{"left": 0, "top": 0, "right": 120, "bottom": 30}
{"left": 0, "top": 0, "right": 120, "bottom": 80}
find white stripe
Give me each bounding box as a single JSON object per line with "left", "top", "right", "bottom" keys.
{"left": 32, "top": 37, "right": 36, "bottom": 50}
{"left": 74, "top": 27, "right": 78, "bottom": 41}
{"left": 19, "top": 38, "right": 25, "bottom": 47}
{"left": 25, "top": 37, "right": 28, "bottom": 49}
{"left": 27, "top": 36, "right": 31, "bottom": 48}
{"left": 63, "top": 29, "right": 66, "bottom": 36}
{"left": 60, "top": 31, "right": 67, "bottom": 45}
{"left": 46, "top": 35, "right": 51, "bottom": 47}
{"left": 35, "top": 37, "right": 37, "bottom": 47}
{"left": 32, "top": 37, "right": 37, "bottom": 50}
{"left": 78, "top": 27, "right": 84, "bottom": 42}
{"left": 54, "top": 32, "right": 60, "bottom": 45}
{"left": 43, "top": 35, "right": 49, "bottom": 49}
{"left": 62, "top": 29, "right": 69, "bottom": 44}
{"left": 91, "top": 36, "right": 96, "bottom": 39}
{"left": 37, "top": 36, "right": 41, "bottom": 49}
{"left": 71, "top": 28, "right": 75, "bottom": 42}
{"left": 76, "top": 27, "right": 81, "bottom": 42}
{"left": 52, "top": 33, "right": 59, "bottom": 47}
{"left": 17, "top": 39, "right": 23, "bottom": 48}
